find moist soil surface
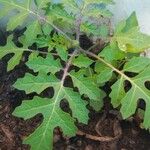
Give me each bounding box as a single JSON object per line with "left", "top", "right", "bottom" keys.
{"left": 0, "top": 34, "right": 150, "bottom": 150}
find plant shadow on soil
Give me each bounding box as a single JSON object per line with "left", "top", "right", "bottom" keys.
{"left": 0, "top": 31, "right": 150, "bottom": 150}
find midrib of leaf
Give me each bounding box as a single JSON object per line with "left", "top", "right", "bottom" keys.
{"left": 69, "top": 74, "right": 85, "bottom": 87}
{"left": 80, "top": 49, "right": 150, "bottom": 101}
{"left": 38, "top": 85, "right": 63, "bottom": 149}
{"left": 26, "top": 91, "right": 62, "bottom": 150}
{"left": 37, "top": 50, "right": 77, "bottom": 148}
{"left": 69, "top": 73, "right": 94, "bottom": 94}
{"left": 0, "top": 0, "right": 72, "bottom": 42}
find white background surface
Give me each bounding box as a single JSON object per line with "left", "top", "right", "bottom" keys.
{"left": 109, "top": 0, "right": 150, "bottom": 35}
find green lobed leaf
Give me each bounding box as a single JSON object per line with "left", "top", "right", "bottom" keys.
{"left": 72, "top": 54, "right": 94, "bottom": 68}
{"left": 99, "top": 43, "right": 125, "bottom": 62}
{"left": 123, "top": 57, "right": 150, "bottom": 73}
{"left": 61, "top": 0, "right": 79, "bottom": 16}
{"left": 26, "top": 54, "right": 62, "bottom": 74}
{"left": 0, "top": 0, "right": 31, "bottom": 30}
{"left": 13, "top": 82, "right": 89, "bottom": 149}
{"left": 69, "top": 70, "right": 101, "bottom": 100}
{"left": 63, "top": 88, "right": 89, "bottom": 124}
{"left": 96, "top": 67, "right": 113, "bottom": 84}
{"left": 36, "top": 33, "right": 71, "bottom": 61}
{"left": 122, "top": 11, "right": 138, "bottom": 32}
{"left": 121, "top": 67, "right": 150, "bottom": 129}
{"left": 90, "top": 90, "right": 105, "bottom": 111}
{"left": 56, "top": 45, "right": 68, "bottom": 61}
{"left": 110, "top": 58, "right": 150, "bottom": 129}
{"left": 113, "top": 27, "right": 150, "bottom": 53}
{"left": 0, "top": 36, "right": 23, "bottom": 71}
{"left": 113, "top": 12, "right": 150, "bottom": 53}
{"left": 24, "top": 20, "right": 42, "bottom": 45}
{"left": 110, "top": 76, "right": 126, "bottom": 108}
{"left": 42, "top": 24, "right": 53, "bottom": 35}
{"left": 7, "top": 12, "right": 28, "bottom": 31}
{"left": 13, "top": 96, "right": 77, "bottom": 150}
{"left": 47, "top": 3, "right": 74, "bottom": 25}
{"left": 95, "top": 61, "right": 113, "bottom": 84}
{"left": 78, "top": 68, "right": 105, "bottom": 111}
{"left": 13, "top": 73, "right": 59, "bottom": 94}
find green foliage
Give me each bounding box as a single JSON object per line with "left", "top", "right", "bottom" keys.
{"left": 14, "top": 73, "right": 59, "bottom": 94}
{"left": 72, "top": 54, "right": 94, "bottom": 68}
{"left": 0, "top": 0, "right": 43, "bottom": 45}
{"left": 69, "top": 70, "right": 101, "bottom": 100}
{"left": 1, "top": 0, "right": 150, "bottom": 150}
{"left": 110, "top": 57, "right": 150, "bottom": 129}
{"left": 13, "top": 96, "right": 78, "bottom": 150}
{"left": 26, "top": 54, "right": 62, "bottom": 74}
{"left": 13, "top": 53, "right": 90, "bottom": 149}
{"left": 0, "top": 36, "right": 24, "bottom": 71}
{"left": 112, "top": 12, "right": 150, "bottom": 53}
{"left": 81, "top": 23, "right": 109, "bottom": 37}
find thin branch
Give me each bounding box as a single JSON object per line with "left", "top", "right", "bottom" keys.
{"left": 61, "top": 50, "right": 77, "bottom": 85}
{"left": 61, "top": 13, "right": 82, "bottom": 84}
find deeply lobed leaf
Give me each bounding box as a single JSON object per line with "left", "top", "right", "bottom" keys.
{"left": 13, "top": 52, "right": 90, "bottom": 149}
{"left": 0, "top": 37, "right": 24, "bottom": 71}
{"left": 26, "top": 54, "right": 62, "bottom": 74}
{"left": 110, "top": 57, "right": 150, "bottom": 129}
{"left": 13, "top": 96, "right": 77, "bottom": 150}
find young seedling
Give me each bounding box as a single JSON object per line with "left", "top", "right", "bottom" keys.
{"left": 0, "top": 0, "right": 150, "bottom": 149}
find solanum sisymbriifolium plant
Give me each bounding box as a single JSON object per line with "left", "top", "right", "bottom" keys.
{"left": 1, "top": 0, "right": 150, "bottom": 149}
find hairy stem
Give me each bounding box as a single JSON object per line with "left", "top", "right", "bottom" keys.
{"left": 61, "top": 12, "right": 82, "bottom": 84}
{"left": 61, "top": 50, "right": 77, "bottom": 85}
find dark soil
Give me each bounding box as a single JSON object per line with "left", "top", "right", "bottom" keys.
{"left": 0, "top": 32, "right": 150, "bottom": 150}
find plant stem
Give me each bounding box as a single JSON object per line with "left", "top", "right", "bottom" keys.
{"left": 61, "top": 10, "right": 83, "bottom": 84}
{"left": 61, "top": 50, "right": 77, "bottom": 85}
